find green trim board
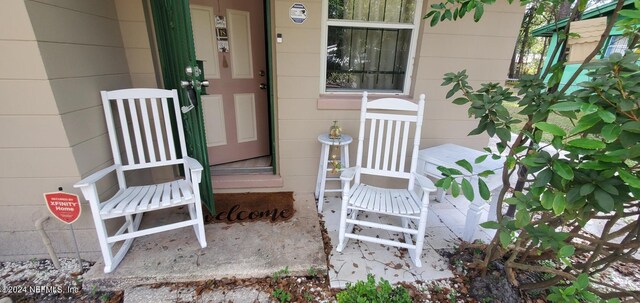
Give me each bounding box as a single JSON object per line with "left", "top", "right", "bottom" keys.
{"left": 150, "top": 0, "right": 215, "bottom": 214}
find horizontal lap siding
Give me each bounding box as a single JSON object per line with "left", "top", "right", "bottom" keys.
{"left": 270, "top": 0, "right": 523, "bottom": 192}
{"left": 413, "top": 1, "right": 524, "bottom": 150}
{"left": 0, "top": 0, "right": 132, "bottom": 260}
{"left": 115, "top": 0, "right": 158, "bottom": 88}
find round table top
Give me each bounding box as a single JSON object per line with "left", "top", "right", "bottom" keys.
{"left": 318, "top": 133, "right": 353, "bottom": 145}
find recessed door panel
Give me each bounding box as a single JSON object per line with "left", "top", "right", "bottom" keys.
{"left": 190, "top": 5, "right": 220, "bottom": 79}
{"left": 202, "top": 94, "right": 226, "bottom": 146}
{"left": 234, "top": 93, "right": 257, "bottom": 143}
{"left": 227, "top": 9, "right": 253, "bottom": 79}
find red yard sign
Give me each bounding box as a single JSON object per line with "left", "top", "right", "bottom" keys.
{"left": 44, "top": 192, "right": 81, "bottom": 224}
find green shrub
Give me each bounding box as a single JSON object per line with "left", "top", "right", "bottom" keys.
{"left": 272, "top": 287, "right": 291, "bottom": 303}
{"left": 336, "top": 274, "right": 411, "bottom": 303}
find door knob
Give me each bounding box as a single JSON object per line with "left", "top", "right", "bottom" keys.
{"left": 259, "top": 83, "right": 267, "bottom": 90}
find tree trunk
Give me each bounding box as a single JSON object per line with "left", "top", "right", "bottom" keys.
{"left": 509, "top": 5, "right": 537, "bottom": 78}
{"left": 536, "top": 37, "right": 549, "bottom": 75}
{"left": 515, "top": 8, "right": 535, "bottom": 77}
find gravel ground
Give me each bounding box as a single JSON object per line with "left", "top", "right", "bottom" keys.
{"left": 1, "top": 253, "right": 638, "bottom": 302}
{"left": 0, "top": 258, "right": 121, "bottom": 303}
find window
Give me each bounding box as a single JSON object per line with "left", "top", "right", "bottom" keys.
{"left": 322, "top": 0, "right": 422, "bottom": 94}
{"left": 604, "top": 35, "right": 628, "bottom": 58}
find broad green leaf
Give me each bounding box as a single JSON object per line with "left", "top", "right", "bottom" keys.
{"left": 496, "top": 128, "right": 512, "bottom": 143}
{"left": 480, "top": 221, "right": 500, "bottom": 229}
{"left": 577, "top": 0, "right": 588, "bottom": 11}
{"left": 569, "top": 112, "right": 601, "bottom": 135}
{"left": 506, "top": 156, "right": 516, "bottom": 170}
{"left": 581, "top": 103, "right": 598, "bottom": 114}
{"left": 532, "top": 168, "right": 553, "bottom": 188}
{"left": 452, "top": 97, "right": 469, "bottom": 105}
{"left": 499, "top": 231, "right": 511, "bottom": 247}
{"left": 553, "top": 193, "right": 566, "bottom": 215}
{"left": 450, "top": 180, "right": 460, "bottom": 197}
{"left": 599, "top": 183, "right": 619, "bottom": 195}
{"left": 549, "top": 101, "right": 582, "bottom": 112}
{"left": 473, "top": 2, "right": 484, "bottom": 22}
{"left": 597, "top": 110, "right": 616, "bottom": 123}
{"left": 594, "top": 189, "right": 614, "bottom": 212}
{"left": 618, "top": 169, "right": 640, "bottom": 189}
{"left": 558, "top": 245, "right": 575, "bottom": 258}
{"left": 475, "top": 154, "right": 488, "bottom": 164}
{"left": 461, "top": 178, "right": 474, "bottom": 201}
{"left": 536, "top": 122, "right": 566, "bottom": 136}
{"left": 456, "top": 159, "right": 473, "bottom": 173}
{"left": 552, "top": 161, "right": 574, "bottom": 180}
{"left": 430, "top": 12, "right": 440, "bottom": 26}
{"left": 580, "top": 183, "right": 595, "bottom": 196}
{"left": 477, "top": 169, "right": 495, "bottom": 178}
{"left": 575, "top": 273, "right": 589, "bottom": 290}
{"left": 601, "top": 124, "right": 621, "bottom": 142}
{"left": 567, "top": 138, "right": 606, "bottom": 149}
{"left": 478, "top": 178, "right": 490, "bottom": 200}
{"left": 618, "top": 9, "right": 640, "bottom": 18}
{"left": 515, "top": 210, "right": 531, "bottom": 228}
{"left": 442, "top": 177, "right": 453, "bottom": 189}
{"left": 505, "top": 197, "right": 520, "bottom": 205}
{"left": 541, "top": 190, "right": 554, "bottom": 209}
{"left": 622, "top": 121, "right": 640, "bottom": 133}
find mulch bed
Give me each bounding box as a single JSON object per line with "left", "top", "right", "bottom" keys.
{"left": 205, "top": 192, "right": 295, "bottom": 224}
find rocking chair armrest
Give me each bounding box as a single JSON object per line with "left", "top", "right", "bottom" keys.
{"left": 73, "top": 165, "right": 120, "bottom": 188}
{"left": 340, "top": 166, "right": 359, "bottom": 182}
{"left": 184, "top": 156, "right": 203, "bottom": 184}
{"left": 413, "top": 172, "right": 437, "bottom": 193}
{"left": 184, "top": 156, "right": 203, "bottom": 173}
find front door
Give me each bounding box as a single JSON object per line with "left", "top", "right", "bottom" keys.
{"left": 149, "top": 0, "right": 215, "bottom": 213}
{"left": 190, "top": 0, "right": 270, "bottom": 165}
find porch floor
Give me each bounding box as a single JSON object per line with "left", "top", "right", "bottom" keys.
{"left": 321, "top": 193, "right": 495, "bottom": 288}
{"left": 83, "top": 191, "right": 496, "bottom": 293}
{"left": 83, "top": 192, "right": 325, "bottom": 291}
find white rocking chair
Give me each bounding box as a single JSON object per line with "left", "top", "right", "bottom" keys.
{"left": 74, "top": 88, "right": 207, "bottom": 273}
{"left": 336, "top": 92, "right": 436, "bottom": 267}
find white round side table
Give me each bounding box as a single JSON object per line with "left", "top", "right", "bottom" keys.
{"left": 315, "top": 133, "right": 352, "bottom": 212}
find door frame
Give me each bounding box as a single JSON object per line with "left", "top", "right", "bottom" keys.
{"left": 264, "top": 0, "right": 277, "bottom": 174}
{"left": 148, "top": 0, "right": 278, "bottom": 179}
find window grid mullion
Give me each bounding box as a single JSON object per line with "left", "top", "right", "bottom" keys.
{"left": 376, "top": 29, "right": 385, "bottom": 86}
{"left": 362, "top": 28, "right": 371, "bottom": 88}
{"left": 392, "top": 29, "right": 400, "bottom": 86}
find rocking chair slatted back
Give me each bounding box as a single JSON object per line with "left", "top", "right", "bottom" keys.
{"left": 355, "top": 92, "right": 425, "bottom": 184}
{"left": 102, "top": 89, "right": 188, "bottom": 171}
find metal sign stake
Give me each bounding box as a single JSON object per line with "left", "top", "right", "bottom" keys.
{"left": 69, "top": 223, "right": 83, "bottom": 271}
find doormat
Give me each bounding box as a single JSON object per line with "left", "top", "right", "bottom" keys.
{"left": 205, "top": 192, "right": 295, "bottom": 224}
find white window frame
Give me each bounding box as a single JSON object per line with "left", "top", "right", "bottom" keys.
{"left": 319, "top": 0, "right": 423, "bottom": 95}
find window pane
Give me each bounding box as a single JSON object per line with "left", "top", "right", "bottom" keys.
{"left": 326, "top": 26, "right": 411, "bottom": 91}
{"left": 604, "top": 36, "right": 628, "bottom": 58}
{"left": 328, "top": 0, "right": 416, "bottom": 23}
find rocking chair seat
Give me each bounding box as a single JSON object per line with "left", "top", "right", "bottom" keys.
{"left": 347, "top": 184, "right": 421, "bottom": 215}
{"left": 100, "top": 179, "right": 195, "bottom": 219}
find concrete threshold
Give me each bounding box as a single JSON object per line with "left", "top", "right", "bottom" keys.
{"left": 83, "top": 193, "right": 326, "bottom": 291}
